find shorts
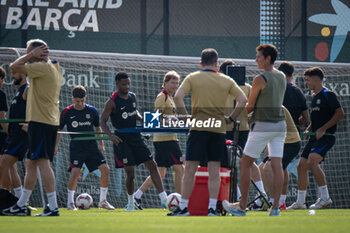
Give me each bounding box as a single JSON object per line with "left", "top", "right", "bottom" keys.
{"left": 69, "top": 141, "right": 107, "bottom": 172}
{"left": 154, "top": 141, "right": 183, "bottom": 168}
{"left": 27, "top": 121, "right": 58, "bottom": 161}
{"left": 243, "top": 121, "right": 286, "bottom": 159}
{"left": 3, "top": 136, "right": 29, "bottom": 161}
{"left": 187, "top": 130, "right": 226, "bottom": 162}
{"left": 282, "top": 141, "right": 301, "bottom": 170}
{"left": 301, "top": 136, "right": 335, "bottom": 161}
{"left": 113, "top": 133, "right": 152, "bottom": 168}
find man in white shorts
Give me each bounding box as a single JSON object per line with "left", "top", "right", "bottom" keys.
{"left": 223, "top": 44, "right": 286, "bottom": 217}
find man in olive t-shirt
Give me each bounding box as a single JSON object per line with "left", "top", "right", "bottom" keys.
{"left": 2, "top": 39, "right": 62, "bottom": 217}
{"left": 169, "top": 48, "right": 247, "bottom": 216}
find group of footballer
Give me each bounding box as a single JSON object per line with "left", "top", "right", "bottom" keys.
{"left": 0, "top": 39, "right": 344, "bottom": 217}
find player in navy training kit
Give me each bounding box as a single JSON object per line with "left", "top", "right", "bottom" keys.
{"left": 101, "top": 72, "right": 167, "bottom": 211}
{"left": 288, "top": 67, "right": 344, "bottom": 210}
{"left": 55, "top": 86, "right": 114, "bottom": 210}
{"left": 278, "top": 61, "right": 309, "bottom": 130}
{"left": 0, "top": 69, "right": 27, "bottom": 198}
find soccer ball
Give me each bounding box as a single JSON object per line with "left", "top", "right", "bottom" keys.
{"left": 76, "top": 193, "right": 94, "bottom": 210}
{"left": 166, "top": 192, "right": 181, "bottom": 211}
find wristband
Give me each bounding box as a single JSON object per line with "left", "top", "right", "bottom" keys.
{"left": 229, "top": 116, "right": 234, "bottom": 122}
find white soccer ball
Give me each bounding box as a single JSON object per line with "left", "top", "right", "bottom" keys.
{"left": 308, "top": 210, "right": 315, "bottom": 215}
{"left": 76, "top": 193, "right": 94, "bottom": 210}
{"left": 166, "top": 192, "right": 181, "bottom": 211}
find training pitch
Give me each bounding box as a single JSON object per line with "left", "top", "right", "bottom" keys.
{"left": 0, "top": 208, "right": 349, "bottom": 233}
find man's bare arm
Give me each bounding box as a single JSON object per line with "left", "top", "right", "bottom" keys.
{"left": 95, "top": 126, "right": 105, "bottom": 153}
{"left": 100, "top": 99, "right": 122, "bottom": 145}
{"left": 299, "top": 109, "right": 309, "bottom": 126}
{"left": 174, "top": 88, "right": 188, "bottom": 117}
{"left": 226, "top": 92, "right": 248, "bottom": 123}
{"left": 54, "top": 129, "right": 62, "bottom": 156}
{"left": 246, "top": 75, "right": 266, "bottom": 113}
{"left": 10, "top": 45, "right": 49, "bottom": 74}
{"left": 316, "top": 107, "right": 345, "bottom": 139}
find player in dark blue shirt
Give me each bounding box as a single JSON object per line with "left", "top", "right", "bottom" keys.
{"left": 55, "top": 86, "right": 114, "bottom": 211}
{"left": 101, "top": 72, "right": 167, "bottom": 211}
{"left": 0, "top": 69, "right": 27, "bottom": 199}
{"left": 288, "top": 67, "right": 344, "bottom": 210}
{"left": 278, "top": 61, "right": 309, "bottom": 129}
{"left": 278, "top": 61, "right": 309, "bottom": 209}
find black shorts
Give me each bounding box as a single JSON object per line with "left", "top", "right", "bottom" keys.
{"left": 113, "top": 133, "right": 152, "bottom": 168}
{"left": 282, "top": 141, "right": 301, "bottom": 170}
{"left": 187, "top": 130, "right": 226, "bottom": 162}
{"left": 301, "top": 136, "right": 335, "bottom": 161}
{"left": 154, "top": 141, "right": 183, "bottom": 168}
{"left": 27, "top": 121, "right": 58, "bottom": 161}
{"left": 69, "top": 141, "right": 107, "bottom": 172}
{"left": 3, "top": 136, "right": 29, "bottom": 161}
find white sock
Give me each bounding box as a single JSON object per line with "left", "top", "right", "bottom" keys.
{"left": 270, "top": 198, "right": 275, "bottom": 205}
{"left": 17, "top": 188, "right": 32, "bottom": 207}
{"left": 279, "top": 194, "right": 287, "bottom": 205}
{"left": 296, "top": 190, "right": 307, "bottom": 205}
{"left": 134, "top": 189, "right": 143, "bottom": 199}
{"left": 67, "top": 189, "right": 75, "bottom": 204}
{"left": 179, "top": 198, "right": 189, "bottom": 210}
{"left": 317, "top": 186, "right": 321, "bottom": 199}
{"left": 158, "top": 191, "right": 167, "bottom": 202}
{"left": 255, "top": 181, "right": 266, "bottom": 194}
{"left": 208, "top": 198, "right": 217, "bottom": 210}
{"left": 236, "top": 187, "right": 241, "bottom": 202}
{"left": 127, "top": 194, "right": 134, "bottom": 204}
{"left": 13, "top": 186, "right": 23, "bottom": 199}
{"left": 319, "top": 185, "right": 329, "bottom": 201}
{"left": 100, "top": 187, "right": 108, "bottom": 202}
{"left": 47, "top": 191, "right": 58, "bottom": 210}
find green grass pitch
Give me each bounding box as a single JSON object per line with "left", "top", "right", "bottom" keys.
{"left": 1, "top": 208, "right": 350, "bottom": 233}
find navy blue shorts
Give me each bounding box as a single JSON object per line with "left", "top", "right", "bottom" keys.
{"left": 3, "top": 135, "right": 29, "bottom": 161}
{"left": 301, "top": 136, "right": 335, "bottom": 162}
{"left": 113, "top": 133, "right": 152, "bottom": 168}
{"left": 69, "top": 141, "right": 107, "bottom": 172}
{"left": 154, "top": 141, "right": 183, "bottom": 168}
{"left": 282, "top": 141, "right": 301, "bottom": 170}
{"left": 27, "top": 122, "right": 58, "bottom": 161}
{"left": 187, "top": 130, "right": 226, "bottom": 162}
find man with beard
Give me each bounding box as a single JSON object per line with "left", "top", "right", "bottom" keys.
{"left": 0, "top": 69, "right": 28, "bottom": 200}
